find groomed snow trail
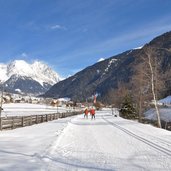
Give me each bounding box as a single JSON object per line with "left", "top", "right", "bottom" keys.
{"left": 40, "top": 109, "right": 171, "bottom": 171}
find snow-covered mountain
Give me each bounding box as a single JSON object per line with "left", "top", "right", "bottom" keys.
{"left": 44, "top": 31, "right": 171, "bottom": 102}
{"left": 0, "top": 60, "right": 62, "bottom": 95}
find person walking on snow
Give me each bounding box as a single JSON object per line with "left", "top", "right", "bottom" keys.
{"left": 84, "top": 108, "right": 89, "bottom": 119}
{"left": 90, "top": 107, "right": 95, "bottom": 120}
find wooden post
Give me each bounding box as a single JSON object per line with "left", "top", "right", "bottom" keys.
{"left": 46, "top": 114, "right": 48, "bottom": 122}
{"left": 12, "top": 117, "right": 15, "bottom": 129}
{"left": 36, "top": 115, "right": 38, "bottom": 124}
{"left": 41, "top": 115, "right": 44, "bottom": 122}
{"left": 30, "top": 116, "right": 32, "bottom": 125}
{"left": 22, "top": 116, "right": 24, "bottom": 127}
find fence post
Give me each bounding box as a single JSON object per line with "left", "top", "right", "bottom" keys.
{"left": 36, "top": 115, "right": 38, "bottom": 124}
{"left": 41, "top": 115, "right": 44, "bottom": 122}
{"left": 46, "top": 114, "right": 48, "bottom": 122}
{"left": 30, "top": 116, "right": 32, "bottom": 125}
{"left": 12, "top": 117, "right": 15, "bottom": 129}
{"left": 22, "top": 116, "right": 24, "bottom": 127}
{"left": 0, "top": 117, "right": 2, "bottom": 130}
{"left": 0, "top": 110, "right": 82, "bottom": 131}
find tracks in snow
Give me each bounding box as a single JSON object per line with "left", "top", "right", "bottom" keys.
{"left": 102, "top": 116, "right": 171, "bottom": 156}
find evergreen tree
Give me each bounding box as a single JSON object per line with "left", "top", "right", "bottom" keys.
{"left": 120, "top": 94, "right": 137, "bottom": 119}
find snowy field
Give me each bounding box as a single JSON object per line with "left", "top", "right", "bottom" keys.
{"left": 145, "top": 107, "right": 171, "bottom": 122}
{"left": 144, "top": 95, "right": 171, "bottom": 122}
{"left": 1, "top": 103, "right": 79, "bottom": 117}
{"left": 0, "top": 108, "right": 171, "bottom": 171}
{"left": 159, "top": 95, "right": 171, "bottom": 105}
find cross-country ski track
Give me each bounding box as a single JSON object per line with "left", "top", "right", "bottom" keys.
{"left": 0, "top": 109, "right": 171, "bottom": 171}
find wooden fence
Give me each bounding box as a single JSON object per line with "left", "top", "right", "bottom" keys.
{"left": 0, "top": 111, "right": 82, "bottom": 131}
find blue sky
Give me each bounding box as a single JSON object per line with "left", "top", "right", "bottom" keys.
{"left": 0, "top": 0, "right": 171, "bottom": 77}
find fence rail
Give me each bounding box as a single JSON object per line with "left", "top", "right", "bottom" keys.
{"left": 0, "top": 111, "right": 82, "bottom": 131}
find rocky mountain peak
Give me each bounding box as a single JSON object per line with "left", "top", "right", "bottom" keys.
{"left": 0, "top": 60, "right": 62, "bottom": 95}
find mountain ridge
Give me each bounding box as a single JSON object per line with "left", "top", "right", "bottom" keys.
{"left": 44, "top": 31, "right": 171, "bottom": 102}
{"left": 0, "top": 60, "right": 61, "bottom": 95}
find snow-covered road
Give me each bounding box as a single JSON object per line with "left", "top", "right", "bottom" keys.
{"left": 0, "top": 109, "right": 171, "bottom": 171}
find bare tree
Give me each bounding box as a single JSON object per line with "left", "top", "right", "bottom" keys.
{"left": 132, "top": 46, "right": 166, "bottom": 128}
{"left": 146, "top": 48, "right": 162, "bottom": 128}
{"left": 132, "top": 63, "right": 150, "bottom": 122}
{"left": 134, "top": 47, "right": 164, "bottom": 127}
{"left": 102, "top": 81, "right": 128, "bottom": 106}
{"left": 107, "top": 82, "right": 130, "bottom": 108}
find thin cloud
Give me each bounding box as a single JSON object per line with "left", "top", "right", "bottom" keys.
{"left": 50, "top": 24, "right": 67, "bottom": 30}
{"left": 54, "top": 17, "right": 171, "bottom": 63}
{"left": 84, "top": 17, "right": 171, "bottom": 55}
{"left": 21, "top": 53, "right": 28, "bottom": 58}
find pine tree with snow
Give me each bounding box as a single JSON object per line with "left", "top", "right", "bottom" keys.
{"left": 120, "top": 94, "right": 137, "bottom": 119}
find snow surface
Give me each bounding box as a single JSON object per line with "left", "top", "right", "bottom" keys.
{"left": 159, "top": 95, "right": 171, "bottom": 105}
{"left": 57, "top": 97, "right": 71, "bottom": 102}
{"left": 105, "top": 58, "right": 117, "bottom": 73}
{"left": 0, "top": 109, "right": 171, "bottom": 171}
{"left": 144, "top": 96, "right": 171, "bottom": 122}
{"left": 0, "top": 60, "right": 61, "bottom": 86}
{"left": 0, "top": 63, "right": 8, "bottom": 81}
{"left": 97, "top": 58, "right": 105, "bottom": 62}
{"left": 1, "top": 103, "right": 77, "bottom": 117}
{"left": 145, "top": 107, "right": 171, "bottom": 122}
{"left": 133, "top": 46, "right": 143, "bottom": 50}
{"left": 102, "top": 58, "right": 117, "bottom": 77}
